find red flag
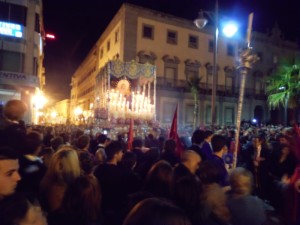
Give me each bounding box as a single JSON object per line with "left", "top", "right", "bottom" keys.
{"left": 169, "top": 105, "right": 184, "bottom": 156}
{"left": 127, "top": 118, "right": 134, "bottom": 150}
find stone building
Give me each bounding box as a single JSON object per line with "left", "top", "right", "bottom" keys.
{"left": 70, "top": 3, "right": 299, "bottom": 127}
{"left": 0, "top": 0, "right": 46, "bottom": 123}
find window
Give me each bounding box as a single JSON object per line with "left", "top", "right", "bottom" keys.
{"left": 206, "top": 65, "right": 213, "bottom": 85}
{"left": 0, "top": 50, "right": 24, "bottom": 72}
{"left": 165, "top": 67, "right": 176, "bottom": 86}
{"left": 163, "top": 102, "right": 177, "bottom": 123}
{"left": 185, "top": 60, "right": 200, "bottom": 82}
{"left": 142, "top": 24, "right": 154, "bottom": 39}
{"left": 227, "top": 44, "right": 235, "bottom": 57}
{"left": 205, "top": 105, "right": 212, "bottom": 124}
{"left": 0, "top": 2, "right": 27, "bottom": 26}
{"left": 167, "top": 30, "right": 177, "bottom": 45}
{"left": 188, "top": 35, "right": 198, "bottom": 49}
{"left": 208, "top": 40, "right": 214, "bottom": 53}
{"left": 255, "top": 80, "right": 261, "bottom": 94}
{"left": 115, "top": 30, "right": 119, "bottom": 43}
{"left": 107, "top": 40, "right": 110, "bottom": 52}
{"left": 186, "top": 70, "right": 198, "bottom": 81}
{"left": 225, "top": 107, "right": 234, "bottom": 125}
{"left": 225, "top": 68, "right": 234, "bottom": 93}
{"left": 35, "top": 13, "right": 40, "bottom": 32}
{"left": 185, "top": 104, "right": 194, "bottom": 123}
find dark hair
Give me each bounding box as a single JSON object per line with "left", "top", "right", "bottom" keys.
{"left": 203, "top": 130, "right": 213, "bottom": 139}
{"left": 0, "top": 192, "right": 40, "bottom": 225}
{"left": 164, "top": 139, "right": 176, "bottom": 153}
{"left": 23, "top": 131, "right": 43, "bottom": 155}
{"left": 132, "top": 138, "right": 143, "bottom": 148}
{"left": 97, "top": 134, "right": 107, "bottom": 144}
{"left": 78, "top": 151, "right": 94, "bottom": 175}
{"left": 76, "top": 135, "right": 90, "bottom": 150}
{"left": 123, "top": 198, "right": 191, "bottom": 225}
{"left": 197, "top": 160, "right": 222, "bottom": 184}
{"left": 50, "top": 136, "right": 64, "bottom": 151}
{"left": 191, "top": 129, "right": 205, "bottom": 145}
{"left": 121, "top": 151, "right": 137, "bottom": 170}
{"left": 61, "top": 175, "right": 102, "bottom": 223}
{"left": 0, "top": 146, "right": 19, "bottom": 160}
{"left": 173, "top": 176, "right": 202, "bottom": 212}
{"left": 211, "top": 134, "right": 227, "bottom": 153}
{"left": 105, "top": 141, "right": 122, "bottom": 161}
{"left": 144, "top": 160, "right": 173, "bottom": 199}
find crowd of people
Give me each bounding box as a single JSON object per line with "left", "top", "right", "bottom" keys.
{"left": 0, "top": 99, "right": 299, "bottom": 225}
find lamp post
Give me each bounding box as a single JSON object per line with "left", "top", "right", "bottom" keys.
{"left": 194, "top": 0, "right": 237, "bottom": 127}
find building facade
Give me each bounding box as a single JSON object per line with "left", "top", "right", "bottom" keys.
{"left": 0, "top": 0, "right": 45, "bottom": 123}
{"left": 70, "top": 3, "right": 299, "bottom": 128}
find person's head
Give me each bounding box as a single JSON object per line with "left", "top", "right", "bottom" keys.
{"left": 23, "top": 131, "right": 43, "bottom": 155}
{"left": 0, "top": 147, "right": 21, "bottom": 199}
{"left": 0, "top": 193, "right": 47, "bottom": 225}
{"left": 50, "top": 136, "right": 64, "bottom": 151}
{"left": 78, "top": 151, "right": 94, "bottom": 175}
{"left": 191, "top": 129, "right": 205, "bottom": 145}
{"left": 173, "top": 176, "right": 202, "bottom": 211}
{"left": 123, "top": 198, "right": 191, "bottom": 225}
{"left": 61, "top": 175, "right": 102, "bottom": 223}
{"left": 181, "top": 150, "right": 201, "bottom": 174}
{"left": 97, "top": 134, "right": 107, "bottom": 145}
{"left": 211, "top": 135, "right": 227, "bottom": 154}
{"left": 144, "top": 160, "right": 173, "bottom": 198}
{"left": 132, "top": 138, "right": 143, "bottom": 149}
{"left": 43, "top": 146, "right": 81, "bottom": 185}
{"left": 278, "top": 134, "right": 290, "bottom": 146}
{"left": 197, "top": 160, "right": 223, "bottom": 185}
{"left": 121, "top": 151, "right": 137, "bottom": 170}
{"left": 76, "top": 134, "right": 90, "bottom": 151}
{"left": 203, "top": 130, "right": 213, "bottom": 142}
{"left": 3, "top": 99, "right": 27, "bottom": 121}
{"left": 229, "top": 167, "right": 253, "bottom": 196}
{"left": 164, "top": 139, "right": 176, "bottom": 154}
{"left": 105, "top": 141, "right": 123, "bottom": 163}
{"left": 252, "top": 134, "right": 265, "bottom": 148}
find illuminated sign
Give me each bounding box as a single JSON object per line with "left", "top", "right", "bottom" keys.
{"left": 0, "top": 21, "right": 23, "bottom": 38}
{"left": 0, "top": 71, "right": 39, "bottom": 87}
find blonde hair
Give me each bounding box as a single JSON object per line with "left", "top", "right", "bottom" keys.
{"left": 229, "top": 167, "right": 253, "bottom": 196}
{"left": 42, "top": 146, "right": 81, "bottom": 186}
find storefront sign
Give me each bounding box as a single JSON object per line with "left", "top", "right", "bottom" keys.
{"left": 0, "top": 21, "right": 23, "bottom": 38}
{"left": 0, "top": 71, "right": 39, "bottom": 87}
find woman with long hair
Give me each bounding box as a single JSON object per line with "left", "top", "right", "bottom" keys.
{"left": 40, "top": 146, "right": 81, "bottom": 212}
{"left": 48, "top": 175, "right": 102, "bottom": 225}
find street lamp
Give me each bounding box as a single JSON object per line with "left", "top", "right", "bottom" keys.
{"left": 194, "top": 0, "right": 237, "bottom": 127}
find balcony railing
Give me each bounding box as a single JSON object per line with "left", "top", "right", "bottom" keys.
{"left": 155, "top": 78, "right": 267, "bottom": 99}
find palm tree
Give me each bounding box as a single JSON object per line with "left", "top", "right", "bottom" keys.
{"left": 187, "top": 76, "right": 202, "bottom": 130}
{"left": 266, "top": 61, "right": 300, "bottom": 125}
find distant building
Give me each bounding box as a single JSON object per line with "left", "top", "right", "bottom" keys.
{"left": 0, "top": 0, "right": 45, "bottom": 123}
{"left": 45, "top": 99, "right": 70, "bottom": 124}
{"left": 70, "top": 3, "right": 299, "bottom": 127}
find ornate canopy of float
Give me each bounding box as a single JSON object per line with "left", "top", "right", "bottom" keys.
{"left": 94, "top": 60, "right": 158, "bottom": 129}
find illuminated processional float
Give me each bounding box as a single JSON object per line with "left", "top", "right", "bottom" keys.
{"left": 94, "top": 60, "right": 159, "bottom": 136}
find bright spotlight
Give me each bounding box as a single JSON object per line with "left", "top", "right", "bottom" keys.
{"left": 222, "top": 22, "right": 238, "bottom": 37}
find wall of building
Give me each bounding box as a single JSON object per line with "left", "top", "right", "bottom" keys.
{"left": 70, "top": 3, "right": 300, "bottom": 127}
{"left": 0, "top": 0, "right": 45, "bottom": 124}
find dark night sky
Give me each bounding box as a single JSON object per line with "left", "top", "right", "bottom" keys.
{"left": 43, "top": 0, "right": 300, "bottom": 102}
